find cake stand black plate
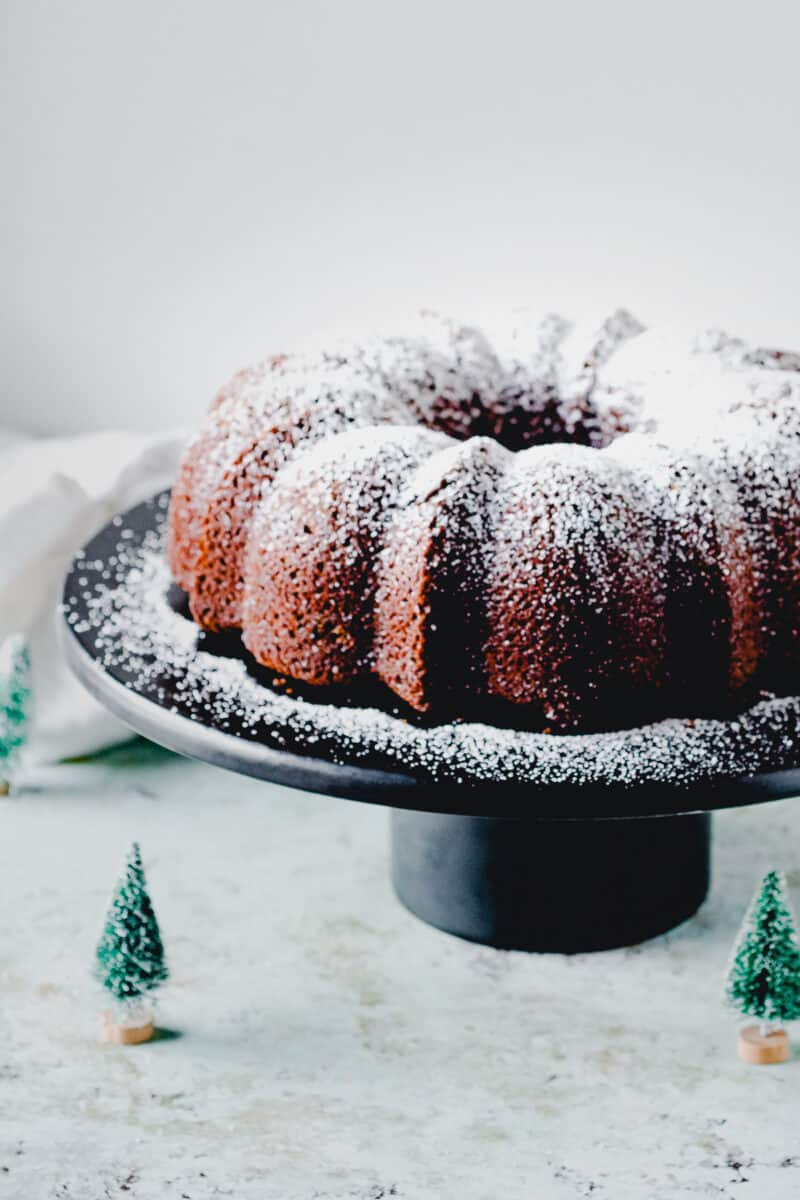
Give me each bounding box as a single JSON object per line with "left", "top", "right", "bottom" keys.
{"left": 61, "top": 494, "right": 800, "bottom": 952}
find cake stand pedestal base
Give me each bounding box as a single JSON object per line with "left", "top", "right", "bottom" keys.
{"left": 391, "top": 809, "right": 711, "bottom": 952}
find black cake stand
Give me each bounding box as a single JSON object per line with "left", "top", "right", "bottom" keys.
{"left": 61, "top": 496, "right": 800, "bottom": 953}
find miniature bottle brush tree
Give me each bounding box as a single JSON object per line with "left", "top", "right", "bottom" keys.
{"left": 95, "top": 842, "right": 169, "bottom": 1044}
{"left": 725, "top": 868, "right": 800, "bottom": 1064}
{"left": 0, "top": 634, "right": 30, "bottom": 795}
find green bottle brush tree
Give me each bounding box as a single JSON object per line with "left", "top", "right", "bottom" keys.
{"left": 0, "top": 634, "right": 31, "bottom": 795}
{"left": 96, "top": 842, "right": 169, "bottom": 1043}
{"left": 724, "top": 868, "right": 800, "bottom": 1063}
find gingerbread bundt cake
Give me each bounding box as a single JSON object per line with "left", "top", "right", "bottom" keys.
{"left": 168, "top": 311, "right": 800, "bottom": 733}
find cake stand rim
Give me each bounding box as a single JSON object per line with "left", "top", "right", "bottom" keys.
{"left": 62, "top": 614, "right": 800, "bottom": 822}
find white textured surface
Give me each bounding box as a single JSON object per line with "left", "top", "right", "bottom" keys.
{"left": 3, "top": 742, "right": 800, "bottom": 1198}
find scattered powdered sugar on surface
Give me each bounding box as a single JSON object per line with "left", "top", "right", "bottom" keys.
{"left": 63, "top": 498, "right": 800, "bottom": 791}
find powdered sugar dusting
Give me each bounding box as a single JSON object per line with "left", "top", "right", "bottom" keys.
{"left": 163, "top": 306, "right": 800, "bottom": 736}
{"left": 63, "top": 497, "right": 800, "bottom": 791}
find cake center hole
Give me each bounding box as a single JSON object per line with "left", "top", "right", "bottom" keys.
{"left": 427, "top": 390, "right": 596, "bottom": 452}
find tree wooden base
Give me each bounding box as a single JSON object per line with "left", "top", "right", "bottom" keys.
{"left": 101, "top": 1011, "right": 154, "bottom": 1045}
{"left": 0, "top": 780, "right": 9, "bottom": 796}
{"left": 737, "top": 1024, "right": 790, "bottom": 1065}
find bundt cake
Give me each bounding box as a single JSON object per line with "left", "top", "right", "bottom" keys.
{"left": 168, "top": 310, "right": 800, "bottom": 733}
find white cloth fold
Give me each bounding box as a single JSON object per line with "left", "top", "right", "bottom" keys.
{"left": 0, "top": 428, "right": 187, "bottom": 762}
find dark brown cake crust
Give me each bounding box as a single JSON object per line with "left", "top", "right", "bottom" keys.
{"left": 167, "top": 311, "right": 800, "bottom": 733}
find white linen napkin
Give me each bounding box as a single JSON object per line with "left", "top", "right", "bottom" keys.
{"left": 0, "top": 428, "right": 187, "bottom": 762}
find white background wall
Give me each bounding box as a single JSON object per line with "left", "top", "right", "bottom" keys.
{"left": 2, "top": 0, "right": 798, "bottom": 435}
